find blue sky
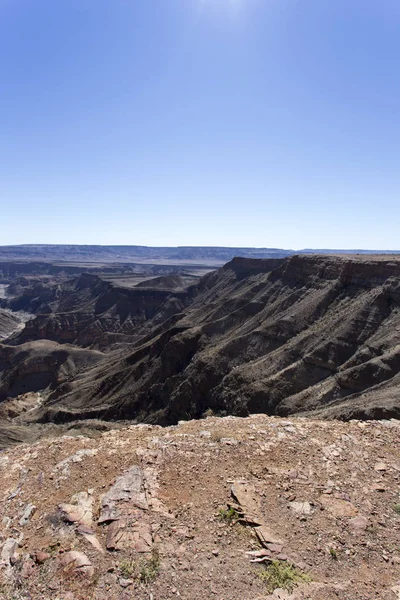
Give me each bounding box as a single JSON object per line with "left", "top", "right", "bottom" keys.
{"left": 1, "top": 0, "right": 399, "bottom": 249}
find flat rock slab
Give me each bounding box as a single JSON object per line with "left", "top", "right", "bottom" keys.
{"left": 231, "top": 481, "right": 284, "bottom": 546}
{"left": 99, "top": 465, "right": 148, "bottom": 524}
{"left": 319, "top": 495, "right": 358, "bottom": 517}
{"left": 106, "top": 514, "right": 153, "bottom": 552}
{"left": 0, "top": 538, "right": 18, "bottom": 574}
{"left": 99, "top": 465, "right": 153, "bottom": 553}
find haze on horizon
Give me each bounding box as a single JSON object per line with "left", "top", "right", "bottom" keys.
{"left": 1, "top": 0, "right": 399, "bottom": 250}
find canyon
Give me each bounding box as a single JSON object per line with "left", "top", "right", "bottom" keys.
{"left": 1, "top": 251, "right": 400, "bottom": 599}
{"left": 0, "top": 253, "right": 399, "bottom": 445}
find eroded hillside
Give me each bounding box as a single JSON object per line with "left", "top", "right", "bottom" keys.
{"left": 18, "top": 254, "right": 400, "bottom": 427}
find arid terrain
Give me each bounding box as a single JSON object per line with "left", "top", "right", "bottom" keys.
{"left": 1, "top": 414, "right": 400, "bottom": 599}
{"left": 0, "top": 250, "right": 400, "bottom": 598}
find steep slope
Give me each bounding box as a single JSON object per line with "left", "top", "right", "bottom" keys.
{"left": 31, "top": 254, "right": 400, "bottom": 425}
{"left": 0, "top": 340, "right": 104, "bottom": 401}
{"left": 0, "top": 309, "right": 22, "bottom": 340}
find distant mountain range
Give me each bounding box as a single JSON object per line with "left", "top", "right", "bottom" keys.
{"left": 0, "top": 244, "right": 399, "bottom": 265}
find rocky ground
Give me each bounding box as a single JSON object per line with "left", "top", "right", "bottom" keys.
{"left": 1, "top": 414, "right": 400, "bottom": 600}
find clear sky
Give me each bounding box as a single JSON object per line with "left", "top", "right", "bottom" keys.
{"left": 1, "top": 0, "right": 399, "bottom": 249}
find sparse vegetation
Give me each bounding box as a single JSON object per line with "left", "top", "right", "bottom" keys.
{"left": 139, "top": 548, "right": 160, "bottom": 584}
{"left": 120, "top": 548, "right": 160, "bottom": 584}
{"left": 258, "top": 560, "right": 312, "bottom": 593}
{"left": 202, "top": 408, "right": 214, "bottom": 418}
{"left": 46, "top": 540, "right": 62, "bottom": 556}
{"left": 210, "top": 430, "right": 224, "bottom": 442}
{"left": 394, "top": 504, "right": 400, "bottom": 515}
{"left": 329, "top": 547, "right": 338, "bottom": 560}
{"left": 119, "top": 558, "right": 136, "bottom": 579}
{"left": 218, "top": 506, "right": 240, "bottom": 523}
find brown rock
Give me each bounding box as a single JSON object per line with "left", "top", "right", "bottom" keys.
{"left": 58, "top": 504, "right": 84, "bottom": 524}
{"left": 349, "top": 515, "right": 369, "bottom": 534}
{"left": 59, "top": 550, "right": 94, "bottom": 578}
{"left": 318, "top": 495, "right": 358, "bottom": 517}
{"left": 105, "top": 516, "right": 152, "bottom": 552}
{"left": 21, "top": 558, "right": 35, "bottom": 579}
{"left": 34, "top": 551, "right": 51, "bottom": 564}
{"left": 231, "top": 481, "right": 284, "bottom": 546}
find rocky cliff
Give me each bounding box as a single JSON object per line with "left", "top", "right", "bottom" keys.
{"left": 7, "top": 273, "right": 194, "bottom": 349}
{"left": 19, "top": 254, "right": 400, "bottom": 426}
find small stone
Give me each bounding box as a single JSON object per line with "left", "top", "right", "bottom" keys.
{"left": 200, "top": 431, "right": 211, "bottom": 438}
{"left": 0, "top": 538, "right": 18, "bottom": 567}
{"left": 19, "top": 504, "right": 36, "bottom": 526}
{"left": 349, "top": 515, "right": 369, "bottom": 534}
{"left": 374, "top": 462, "right": 387, "bottom": 472}
{"left": 34, "top": 551, "right": 51, "bottom": 564}
{"left": 289, "top": 501, "right": 314, "bottom": 516}
{"left": 371, "top": 483, "right": 386, "bottom": 492}
{"left": 220, "top": 438, "right": 238, "bottom": 445}
{"left": 58, "top": 550, "right": 94, "bottom": 578}
{"left": 21, "top": 559, "right": 35, "bottom": 579}
{"left": 48, "top": 581, "right": 61, "bottom": 591}
{"left": 212, "top": 549, "right": 219, "bottom": 556}
{"left": 119, "top": 578, "right": 133, "bottom": 588}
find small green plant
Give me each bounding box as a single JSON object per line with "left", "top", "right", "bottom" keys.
{"left": 329, "top": 547, "right": 338, "bottom": 560}
{"left": 139, "top": 548, "right": 160, "bottom": 584}
{"left": 259, "top": 561, "right": 311, "bottom": 593}
{"left": 120, "top": 548, "right": 160, "bottom": 584}
{"left": 218, "top": 506, "right": 239, "bottom": 523}
{"left": 394, "top": 504, "right": 400, "bottom": 515}
{"left": 120, "top": 558, "right": 136, "bottom": 579}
